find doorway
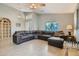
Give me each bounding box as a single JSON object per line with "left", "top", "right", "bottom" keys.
{"left": 0, "top": 18, "right": 11, "bottom": 40}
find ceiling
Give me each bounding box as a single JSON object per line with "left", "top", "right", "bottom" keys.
{"left": 5, "top": 3, "right": 77, "bottom": 14}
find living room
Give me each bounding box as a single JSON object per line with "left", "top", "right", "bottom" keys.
{"left": 0, "top": 3, "right": 79, "bottom": 56}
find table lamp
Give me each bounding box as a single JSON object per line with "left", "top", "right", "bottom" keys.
{"left": 66, "top": 25, "right": 73, "bottom": 36}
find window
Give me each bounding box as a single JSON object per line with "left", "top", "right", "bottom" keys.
{"left": 45, "top": 21, "right": 59, "bottom": 32}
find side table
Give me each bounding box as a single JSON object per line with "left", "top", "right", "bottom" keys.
{"left": 65, "top": 35, "right": 76, "bottom": 48}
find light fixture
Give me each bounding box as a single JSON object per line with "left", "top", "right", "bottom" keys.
{"left": 29, "top": 3, "right": 45, "bottom": 9}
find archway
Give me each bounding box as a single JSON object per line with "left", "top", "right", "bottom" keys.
{"left": 0, "top": 18, "right": 11, "bottom": 40}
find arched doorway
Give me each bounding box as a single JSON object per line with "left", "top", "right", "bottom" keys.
{"left": 0, "top": 18, "right": 11, "bottom": 40}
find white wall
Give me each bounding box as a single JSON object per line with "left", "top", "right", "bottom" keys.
{"left": 38, "top": 14, "right": 74, "bottom": 34}
{"left": 0, "top": 4, "right": 25, "bottom": 36}
{"left": 0, "top": 4, "right": 74, "bottom": 36}
{"left": 74, "top": 10, "right": 77, "bottom": 36}
{"left": 25, "top": 13, "right": 39, "bottom": 31}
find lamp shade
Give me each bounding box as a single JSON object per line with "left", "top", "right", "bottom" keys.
{"left": 66, "top": 25, "right": 73, "bottom": 30}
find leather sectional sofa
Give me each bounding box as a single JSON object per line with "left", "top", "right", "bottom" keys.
{"left": 13, "top": 31, "right": 64, "bottom": 48}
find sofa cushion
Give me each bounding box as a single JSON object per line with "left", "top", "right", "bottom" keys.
{"left": 41, "top": 31, "right": 54, "bottom": 36}
{"left": 48, "top": 37, "right": 64, "bottom": 41}
{"left": 54, "top": 31, "right": 64, "bottom": 36}
{"left": 21, "top": 34, "right": 34, "bottom": 39}
{"left": 40, "top": 34, "right": 51, "bottom": 37}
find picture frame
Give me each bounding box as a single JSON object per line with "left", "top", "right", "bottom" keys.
{"left": 16, "top": 23, "right": 21, "bottom": 27}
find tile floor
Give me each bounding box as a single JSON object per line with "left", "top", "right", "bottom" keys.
{"left": 0, "top": 39, "right": 79, "bottom": 56}
{"left": 0, "top": 39, "right": 48, "bottom": 56}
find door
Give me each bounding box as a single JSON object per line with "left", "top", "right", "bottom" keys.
{"left": 0, "top": 18, "right": 11, "bottom": 40}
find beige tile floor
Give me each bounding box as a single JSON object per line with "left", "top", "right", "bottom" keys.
{"left": 0, "top": 39, "right": 79, "bottom": 56}
{"left": 0, "top": 39, "right": 48, "bottom": 56}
